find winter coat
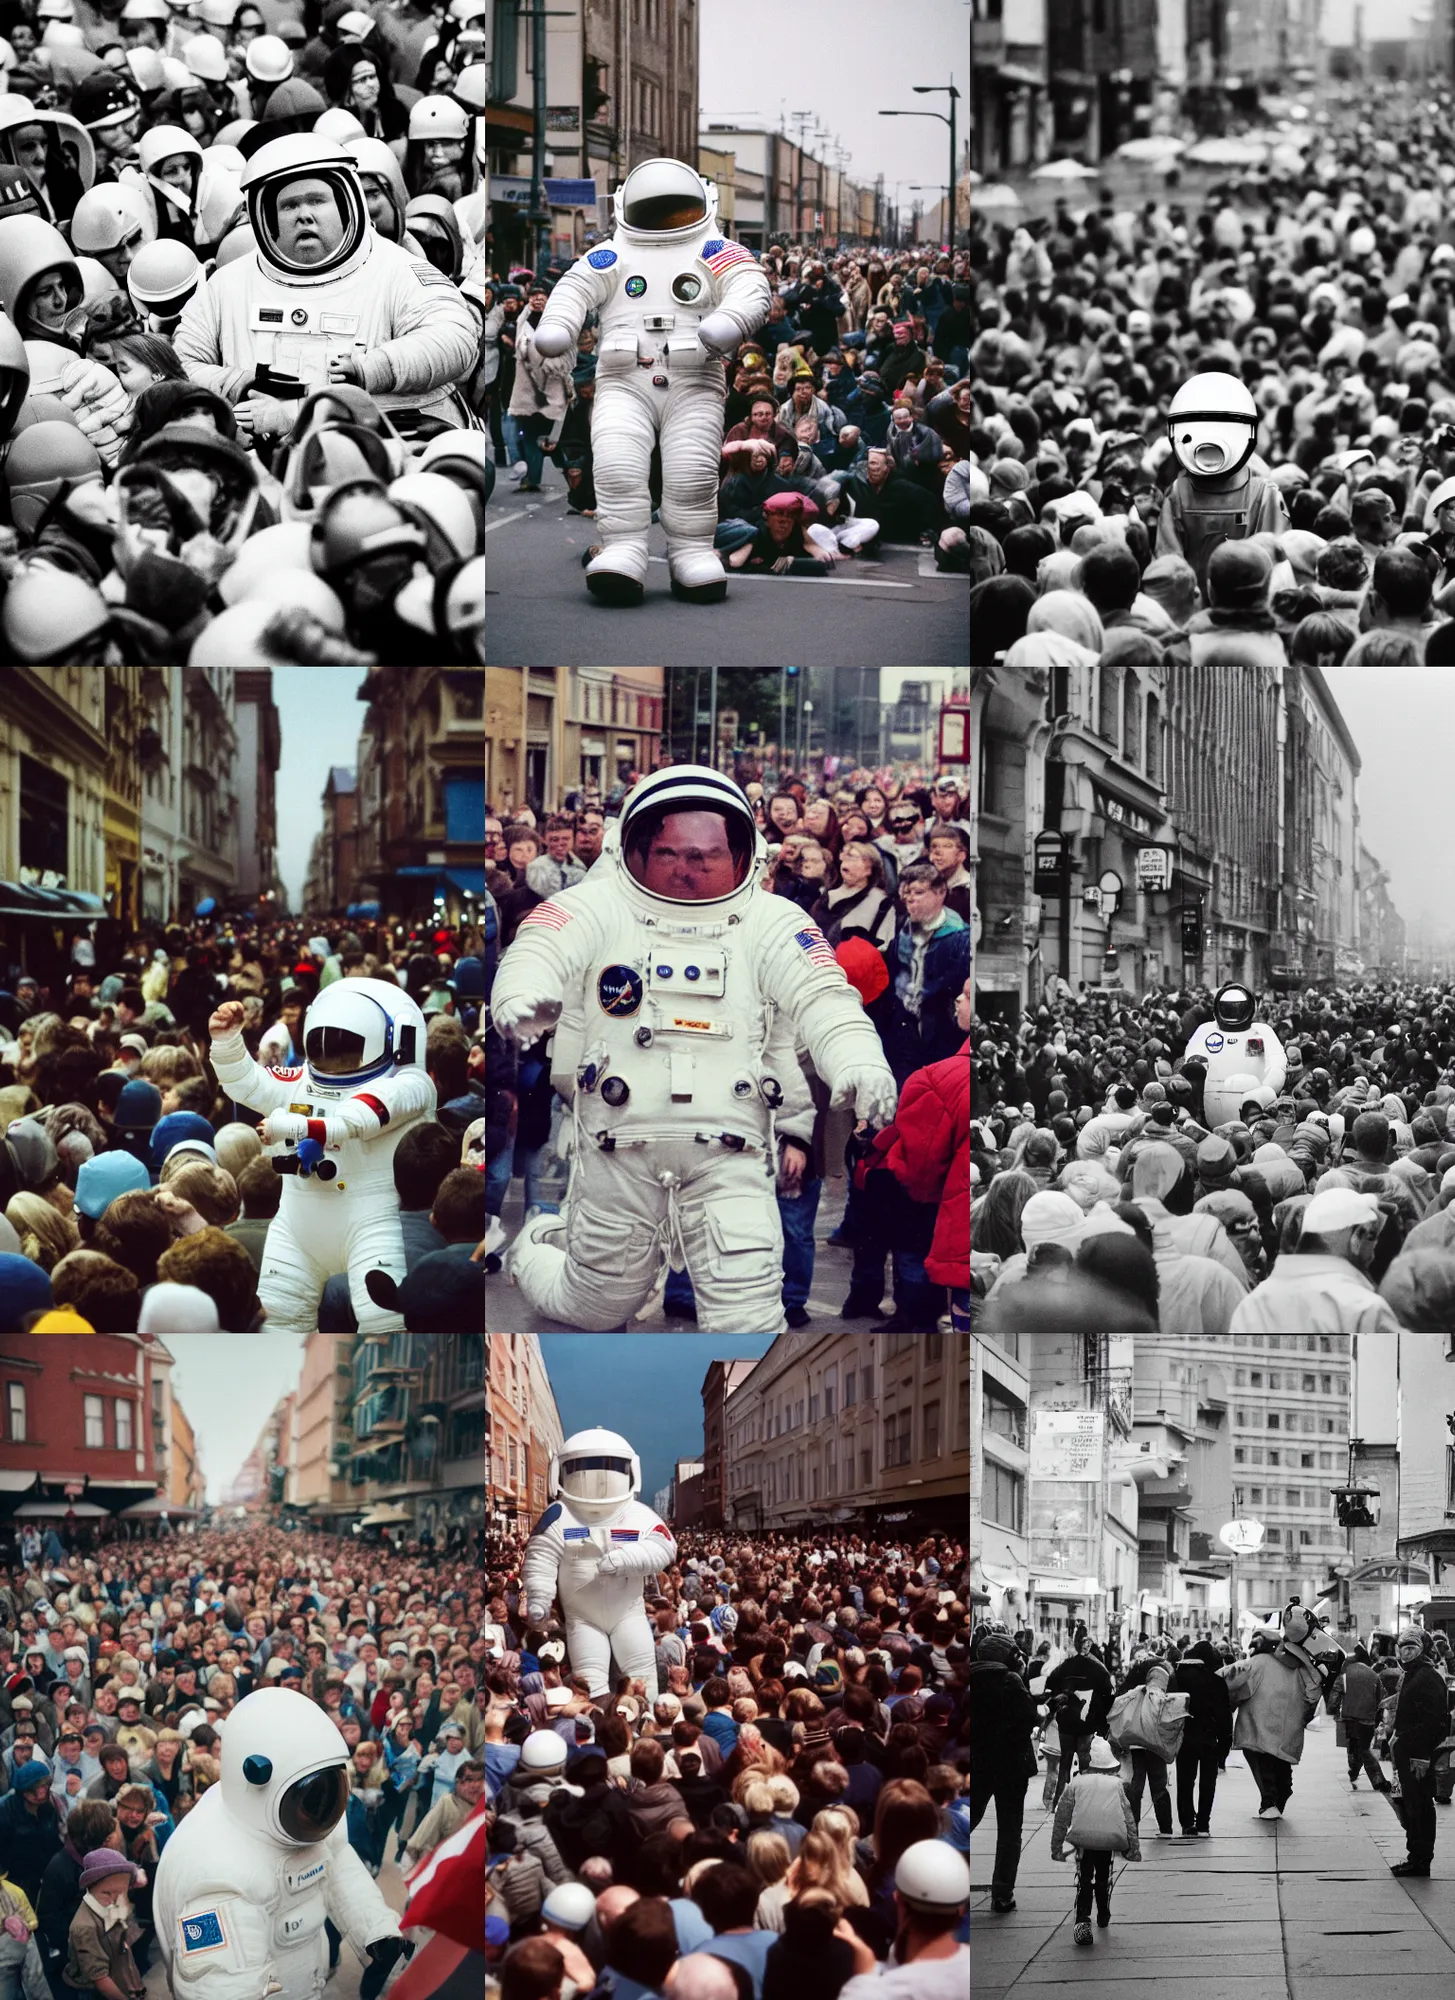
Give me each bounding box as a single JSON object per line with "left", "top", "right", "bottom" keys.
{"left": 1229, "top": 1255, "right": 1404, "bottom": 1336}
{"left": 544, "top": 1781, "right": 635, "bottom": 1876}
{"left": 1049, "top": 1771, "right": 1141, "bottom": 1860}
{"left": 944, "top": 461, "right": 976, "bottom": 522}
{"left": 965, "top": 1660, "right": 1036, "bottom": 1783}
{"left": 625, "top": 1778, "right": 686, "bottom": 1845}
{"left": 507, "top": 317, "right": 574, "bottom": 423}
{"left": 0, "top": 1795, "right": 60, "bottom": 1901}
{"left": 886, "top": 1041, "right": 970, "bottom": 1286}
{"left": 486, "top": 1849, "right": 545, "bottom": 1926}
{"left": 1391, "top": 1657, "right": 1451, "bottom": 1762}
{"left": 1167, "top": 1643, "right": 1234, "bottom": 1757}
{"left": 1042, "top": 1654, "right": 1115, "bottom": 1738}
{"left": 1219, "top": 1648, "right": 1322, "bottom": 1764}
{"left": 1340, "top": 1657, "right": 1383, "bottom": 1725}
{"left": 810, "top": 882, "right": 896, "bottom": 952}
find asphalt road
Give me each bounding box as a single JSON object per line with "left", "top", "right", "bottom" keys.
{"left": 484, "top": 469, "right": 972, "bottom": 669}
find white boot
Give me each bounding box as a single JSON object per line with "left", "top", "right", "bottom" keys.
{"left": 667, "top": 545, "right": 729, "bottom": 601}
{"left": 586, "top": 537, "right": 650, "bottom": 606}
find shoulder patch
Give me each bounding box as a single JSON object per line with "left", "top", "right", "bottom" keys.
{"left": 701, "top": 239, "right": 725, "bottom": 258}
{"left": 268, "top": 1066, "right": 304, "bottom": 1081}
{"left": 530, "top": 1503, "right": 562, "bottom": 1536}
{"left": 413, "top": 267, "right": 456, "bottom": 288}
{"left": 587, "top": 247, "right": 618, "bottom": 269}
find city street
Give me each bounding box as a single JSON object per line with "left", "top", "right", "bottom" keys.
{"left": 485, "top": 474, "right": 972, "bottom": 669}
{"left": 974, "top": 1724, "right": 1455, "bottom": 2000}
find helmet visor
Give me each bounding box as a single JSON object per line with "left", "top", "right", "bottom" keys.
{"left": 305, "top": 1024, "right": 368, "bottom": 1075}
{"left": 624, "top": 805, "right": 750, "bottom": 903}
{"left": 252, "top": 165, "right": 365, "bottom": 278}
{"left": 560, "top": 1454, "right": 631, "bottom": 1503}
{"left": 1216, "top": 987, "right": 1255, "bottom": 1031}
{"left": 277, "top": 1764, "right": 348, "bottom": 1841}
{"left": 619, "top": 163, "right": 707, "bottom": 231}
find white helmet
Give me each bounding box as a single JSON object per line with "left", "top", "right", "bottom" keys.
{"left": 541, "top": 1883, "right": 596, "bottom": 1932}
{"left": 519, "top": 1729, "right": 568, "bottom": 1773}
{"left": 1212, "top": 982, "right": 1257, "bottom": 1033}
{"left": 1168, "top": 370, "right": 1259, "bottom": 480}
{"left": 181, "top": 32, "right": 228, "bottom": 82}
{"left": 893, "top": 1840, "right": 971, "bottom": 1916}
{"left": 70, "top": 183, "right": 151, "bottom": 255}
{"left": 613, "top": 155, "right": 715, "bottom": 237}
{"left": 612, "top": 762, "right": 764, "bottom": 913}
{"left": 549, "top": 1427, "right": 640, "bottom": 1523}
{"left": 241, "top": 132, "right": 367, "bottom": 282}
{"left": 407, "top": 95, "right": 468, "bottom": 144}
{"left": 217, "top": 1688, "right": 349, "bottom": 1848}
{"left": 301, "top": 975, "right": 427, "bottom": 1087}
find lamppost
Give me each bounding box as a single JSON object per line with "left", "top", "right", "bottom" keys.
{"left": 879, "top": 81, "right": 963, "bottom": 248}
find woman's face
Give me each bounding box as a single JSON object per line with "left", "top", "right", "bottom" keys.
{"left": 348, "top": 61, "right": 379, "bottom": 109}
{"left": 799, "top": 844, "right": 827, "bottom": 882}
{"left": 29, "top": 269, "right": 69, "bottom": 330}
{"left": 861, "top": 789, "right": 886, "bottom": 820}
{"left": 12, "top": 127, "right": 47, "bottom": 178}
{"left": 423, "top": 137, "right": 464, "bottom": 175}
{"left": 154, "top": 154, "right": 194, "bottom": 194}
{"left": 363, "top": 176, "right": 395, "bottom": 236}
{"left": 839, "top": 812, "right": 869, "bottom": 843}
{"left": 840, "top": 846, "right": 870, "bottom": 887}
{"left": 111, "top": 350, "right": 157, "bottom": 397}
{"left": 803, "top": 799, "right": 830, "bottom": 835}
{"left": 769, "top": 796, "right": 799, "bottom": 832}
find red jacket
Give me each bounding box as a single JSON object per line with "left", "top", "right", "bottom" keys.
{"left": 886, "top": 1039, "right": 969, "bottom": 1285}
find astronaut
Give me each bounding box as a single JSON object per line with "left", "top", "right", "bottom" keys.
{"left": 208, "top": 978, "right": 434, "bottom": 1333}
{"left": 1156, "top": 370, "right": 1289, "bottom": 595}
{"left": 522, "top": 1428, "right": 677, "bottom": 1698}
{"left": 153, "top": 1689, "right": 408, "bottom": 2000}
{"left": 172, "top": 132, "right": 478, "bottom": 443}
{"left": 1184, "top": 982, "right": 1287, "bottom": 1126}
{"left": 490, "top": 764, "right": 898, "bottom": 1333}
{"left": 531, "top": 157, "right": 772, "bottom": 605}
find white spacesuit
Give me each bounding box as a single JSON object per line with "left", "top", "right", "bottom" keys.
{"left": 491, "top": 764, "right": 898, "bottom": 1333}
{"left": 522, "top": 1428, "right": 677, "bottom": 1698}
{"left": 1184, "top": 982, "right": 1288, "bottom": 1126}
{"left": 532, "top": 157, "right": 772, "bottom": 604}
{"left": 210, "top": 977, "right": 434, "bottom": 1333}
{"left": 173, "top": 132, "right": 478, "bottom": 433}
{"left": 154, "top": 1689, "right": 405, "bottom": 2000}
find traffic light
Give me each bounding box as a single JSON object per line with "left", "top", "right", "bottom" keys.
{"left": 1180, "top": 904, "right": 1203, "bottom": 957}
{"left": 584, "top": 56, "right": 609, "bottom": 119}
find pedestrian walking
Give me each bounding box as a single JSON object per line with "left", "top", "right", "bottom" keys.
{"left": 1049, "top": 1736, "right": 1141, "bottom": 1947}
{"left": 966, "top": 1628, "right": 1036, "bottom": 1915}
{"left": 1339, "top": 1644, "right": 1394, "bottom": 1796}
{"left": 1167, "top": 1639, "right": 1234, "bottom": 1836}
{"left": 1388, "top": 1626, "right": 1449, "bottom": 1877}
{"left": 1109, "top": 1651, "right": 1177, "bottom": 1839}
{"left": 1042, "top": 1632, "right": 1115, "bottom": 1803}
{"left": 1218, "top": 1608, "right": 1327, "bottom": 1819}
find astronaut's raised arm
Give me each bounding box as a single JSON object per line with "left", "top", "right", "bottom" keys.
{"left": 709, "top": 253, "right": 773, "bottom": 342}
{"left": 534, "top": 251, "right": 622, "bottom": 353}
{"left": 165, "top": 1894, "right": 279, "bottom": 2000}
{"left": 209, "top": 1031, "right": 305, "bottom": 1117}
{"left": 755, "top": 908, "right": 895, "bottom": 1107}
{"left": 322, "top": 1824, "right": 402, "bottom": 1954}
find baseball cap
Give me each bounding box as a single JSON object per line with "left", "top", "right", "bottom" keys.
{"left": 1301, "top": 1187, "right": 1381, "bottom": 1233}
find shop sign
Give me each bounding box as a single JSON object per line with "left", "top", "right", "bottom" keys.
{"left": 1093, "top": 787, "right": 1157, "bottom": 837}
{"left": 1030, "top": 1410, "right": 1105, "bottom": 1481}
{"left": 1135, "top": 846, "right": 1172, "bottom": 890}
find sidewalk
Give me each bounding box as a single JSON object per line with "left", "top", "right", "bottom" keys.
{"left": 974, "top": 1718, "right": 1455, "bottom": 1998}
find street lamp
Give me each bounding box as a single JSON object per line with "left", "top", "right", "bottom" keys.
{"left": 879, "top": 81, "right": 963, "bottom": 248}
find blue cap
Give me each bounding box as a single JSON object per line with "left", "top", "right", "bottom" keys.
{"left": 151, "top": 1111, "right": 218, "bottom": 1174}
{"left": 0, "top": 1255, "right": 51, "bottom": 1332}
{"left": 10, "top": 1759, "right": 50, "bottom": 1792}
{"left": 75, "top": 1151, "right": 150, "bottom": 1219}
{"left": 114, "top": 1079, "right": 163, "bottom": 1132}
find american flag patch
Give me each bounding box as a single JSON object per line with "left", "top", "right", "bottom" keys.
{"left": 522, "top": 901, "right": 572, "bottom": 931}
{"left": 610, "top": 1528, "right": 640, "bottom": 1541}
{"left": 702, "top": 239, "right": 756, "bottom": 277}
{"left": 794, "top": 926, "right": 839, "bottom": 970}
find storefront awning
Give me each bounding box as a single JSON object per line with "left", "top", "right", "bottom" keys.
{"left": 1029, "top": 1575, "right": 1104, "bottom": 1600}
{"left": 0, "top": 883, "right": 106, "bottom": 919}
{"left": 117, "top": 1495, "right": 200, "bottom": 1518}
{"left": 0, "top": 1472, "right": 36, "bottom": 1493}
{"left": 13, "top": 1500, "right": 111, "bottom": 1517}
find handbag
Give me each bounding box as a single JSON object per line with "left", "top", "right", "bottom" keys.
{"left": 1108, "top": 1683, "right": 1189, "bottom": 1760}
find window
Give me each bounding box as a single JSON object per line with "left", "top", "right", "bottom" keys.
{"left": 1250, "top": 1487, "right": 1263, "bottom": 1503}
{"left": 825, "top": 1371, "right": 836, "bottom": 1417}
{"left": 983, "top": 1385, "right": 1025, "bottom": 1448}
{"left": 1320, "top": 1374, "right": 1331, "bottom": 1393}
{"left": 1236, "top": 1406, "right": 1247, "bottom": 1424}
{"left": 1286, "top": 1488, "right": 1301, "bottom": 1506}
{"left": 1234, "top": 1446, "right": 1246, "bottom": 1463}
{"left": 1268, "top": 1372, "right": 1280, "bottom": 1390}
{"left": 1146, "top": 694, "right": 1161, "bottom": 784}
{"left": 925, "top": 1331, "right": 944, "bottom": 1361}
{"left": 1122, "top": 674, "right": 1140, "bottom": 765}
{"left": 1320, "top": 1336, "right": 1333, "bottom": 1352}
{"left": 985, "top": 1461, "right": 1023, "bottom": 1532}
{"left": 884, "top": 1412, "right": 912, "bottom": 1469}
{"left": 1266, "top": 1527, "right": 1282, "bottom": 1542}
{"left": 1303, "top": 1374, "right": 1316, "bottom": 1392}
{"left": 863, "top": 1362, "right": 874, "bottom": 1399}
{"left": 1235, "top": 1369, "right": 1246, "bottom": 1387}
{"left": 1267, "top": 1450, "right": 1280, "bottom": 1466}
{"left": 845, "top": 1371, "right": 856, "bottom": 1407}
{"left": 1300, "top": 1531, "right": 1313, "bottom": 1546}
{"left": 924, "top": 1401, "right": 941, "bottom": 1459}
{"left": 5, "top": 1381, "right": 23, "bottom": 1441}
{"left": 1321, "top": 1418, "right": 1336, "bottom": 1433}
{"left": 1267, "top": 1413, "right": 1280, "bottom": 1429}
{"left": 1098, "top": 661, "right": 1120, "bottom": 742}
{"left": 83, "top": 1395, "right": 103, "bottom": 1448}
{"left": 115, "top": 1400, "right": 132, "bottom": 1452}
{"left": 1302, "top": 1453, "right": 1314, "bottom": 1468}
{"left": 1250, "top": 1372, "right": 1263, "bottom": 1387}
{"left": 1251, "top": 1446, "right": 1264, "bottom": 1464}
{"left": 860, "top": 1446, "right": 872, "bottom": 1487}
{"left": 1320, "top": 1453, "right": 1333, "bottom": 1470}
{"left": 1234, "top": 1487, "right": 1245, "bottom": 1506}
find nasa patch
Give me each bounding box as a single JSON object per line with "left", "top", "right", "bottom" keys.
{"left": 587, "top": 247, "right": 618, "bottom": 269}
{"left": 1204, "top": 1033, "right": 1224, "bottom": 1053}
{"left": 624, "top": 274, "right": 647, "bottom": 297}
{"left": 179, "top": 1913, "right": 227, "bottom": 1955}
{"left": 598, "top": 965, "right": 643, "bottom": 1017}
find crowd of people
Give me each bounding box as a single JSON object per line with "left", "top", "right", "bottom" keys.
{"left": 484, "top": 242, "right": 978, "bottom": 579}
{"left": 967, "top": 975, "right": 1455, "bottom": 1333}
{"left": 0, "top": 1521, "right": 486, "bottom": 2000}
{"left": 483, "top": 763, "right": 971, "bottom": 1334}
{"left": 480, "top": 1531, "right": 970, "bottom": 2000}
{"left": 972, "top": 1606, "right": 1455, "bottom": 1935}
{"left": 0, "top": 908, "right": 486, "bottom": 1333}
{"left": 0, "top": 0, "right": 484, "bottom": 666}
{"left": 964, "top": 79, "right": 1455, "bottom": 664}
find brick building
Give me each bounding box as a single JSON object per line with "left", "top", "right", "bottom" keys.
{"left": 0, "top": 1334, "right": 168, "bottom": 1514}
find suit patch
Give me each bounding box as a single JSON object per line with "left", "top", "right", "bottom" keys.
{"left": 587, "top": 248, "right": 617, "bottom": 269}
{"left": 1204, "top": 1033, "right": 1224, "bottom": 1053}
{"left": 563, "top": 1527, "right": 591, "bottom": 1540}
{"left": 413, "top": 268, "right": 455, "bottom": 288}
{"left": 531, "top": 1503, "right": 562, "bottom": 1535}
{"left": 179, "top": 1913, "right": 227, "bottom": 1954}
{"left": 598, "top": 965, "right": 643, "bottom": 1017}
{"left": 610, "top": 1528, "right": 639, "bottom": 1541}
{"left": 651, "top": 1523, "right": 672, "bottom": 1537}
{"left": 624, "top": 275, "right": 647, "bottom": 298}
{"left": 356, "top": 1093, "right": 389, "bottom": 1127}
{"left": 288, "top": 1102, "right": 312, "bottom": 1115}
{"left": 270, "top": 1067, "right": 303, "bottom": 1081}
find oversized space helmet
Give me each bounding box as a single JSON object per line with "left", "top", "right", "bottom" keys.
{"left": 1169, "top": 370, "right": 1259, "bottom": 480}
{"left": 241, "top": 132, "right": 367, "bottom": 283}
{"left": 0, "top": 102, "right": 96, "bottom": 214}
{"left": 612, "top": 155, "right": 717, "bottom": 239}
{"left": 1213, "top": 983, "right": 1256, "bottom": 1033}
{"left": 612, "top": 762, "right": 765, "bottom": 912}
{"left": 218, "top": 1688, "right": 350, "bottom": 1847}
{"left": 300, "top": 974, "right": 427, "bottom": 1087}
{"left": 549, "top": 1427, "right": 640, "bottom": 1524}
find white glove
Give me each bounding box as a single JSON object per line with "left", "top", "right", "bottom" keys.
{"left": 831, "top": 1067, "right": 898, "bottom": 1127}
{"left": 493, "top": 994, "right": 563, "bottom": 1044}
{"left": 532, "top": 322, "right": 575, "bottom": 358}
{"left": 696, "top": 311, "right": 743, "bottom": 353}
{"left": 596, "top": 1549, "right": 626, "bottom": 1577}
{"left": 260, "top": 1112, "right": 310, "bottom": 1146}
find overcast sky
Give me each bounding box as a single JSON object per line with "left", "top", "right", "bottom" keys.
{"left": 539, "top": 1335, "right": 776, "bottom": 1501}
{"left": 164, "top": 1334, "right": 304, "bottom": 1503}
{"left": 271, "top": 671, "right": 369, "bottom": 915}
{"left": 700, "top": 0, "right": 968, "bottom": 211}
{"left": 1324, "top": 670, "right": 1455, "bottom": 936}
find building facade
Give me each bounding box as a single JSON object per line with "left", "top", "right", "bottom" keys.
{"left": 1280, "top": 665, "right": 1361, "bottom": 986}
{"left": 486, "top": 666, "right": 663, "bottom": 815}
{"left": 178, "top": 667, "right": 239, "bottom": 919}
{"left": 1131, "top": 1337, "right": 1236, "bottom": 1638}
{"left": 701, "top": 1357, "right": 758, "bottom": 1530}
{"left": 1359, "top": 845, "right": 1406, "bottom": 978}
{"left": 340, "top": 1333, "right": 486, "bottom": 1547}
{"left": 971, "top": 1325, "right": 1031, "bottom": 1627}
{"left": 722, "top": 1332, "right": 969, "bottom": 1535}
{"left": 0, "top": 1333, "right": 169, "bottom": 1514}
{"left": 361, "top": 666, "right": 484, "bottom": 920}
{"left": 486, "top": 1333, "right": 563, "bottom": 1537}
{"left": 233, "top": 670, "right": 282, "bottom": 910}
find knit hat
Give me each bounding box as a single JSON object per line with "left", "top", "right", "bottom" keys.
{"left": 0, "top": 1255, "right": 51, "bottom": 1332}
{"left": 151, "top": 1111, "right": 217, "bottom": 1173}
{"left": 1206, "top": 538, "right": 1273, "bottom": 612}
{"left": 1018, "top": 1190, "right": 1084, "bottom": 1249}
{"left": 78, "top": 1848, "right": 141, "bottom": 1892}
{"left": 10, "top": 1759, "right": 50, "bottom": 1792}
{"left": 74, "top": 1150, "right": 150, "bottom": 1219}
{"left": 989, "top": 457, "right": 1030, "bottom": 496}
{"left": 32, "top": 1310, "right": 96, "bottom": 1332}
{"left": 834, "top": 936, "right": 890, "bottom": 1007}
{"left": 1085, "top": 1737, "right": 1121, "bottom": 1772}
{"left": 113, "top": 1079, "right": 163, "bottom": 1132}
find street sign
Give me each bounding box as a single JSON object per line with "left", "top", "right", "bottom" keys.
{"left": 1033, "top": 831, "right": 1067, "bottom": 897}
{"left": 1220, "top": 1519, "right": 1266, "bottom": 1552}
{"left": 1135, "top": 846, "right": 1172, "bottom": 891}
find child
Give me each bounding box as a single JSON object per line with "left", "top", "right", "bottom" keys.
{"left": 100, "top": 333, "right": 187, "bottom": 401}
{"left": 64, "top": 1850, "right": 146, "bottom": 2000}
{"left": 1049, "top": 1734, "right": 1141, "bottom": 1945}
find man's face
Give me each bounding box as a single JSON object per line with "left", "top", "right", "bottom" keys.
{"left": 866, "top": 450, "right": 891, "bottom": 486}
{"left": 889, "top": 808, "right": 921, "bottom": 845}
{"left": 1359, "top": 495, "right": 1397, "bottom": 544}
{"left": 637, "top": 811, "right": 742, "bottom": 901}
{"left": 12, "top": 127, "right": 46, "bottom": 177}
{"left": 484, "top": 817, "right": 504, "bottom": 859}
{"left": 903, "top": 881, "right": 946, "bottom": 925}
{"left": 275, "top": 177, "right": 346, "bottom": 265}
{"left": 363, "top": 177, "right": 395, "bottom": 237}
{"left": 545, "top": 826, "right": 573, "bottom": 860}
{"left": 928, "top": 835, "right": 962, "bottom": 877}
{"left": 748, "top": 402, "right": 775, "bottom": 434}
{"left": 766, "top": 509, "right": 796, "bottom": 544}
{"left": 575, "top": 816, "right": 604, "bottom": 862}
{"left": 508, "top": 837, "right": 538, "bottom": 872}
